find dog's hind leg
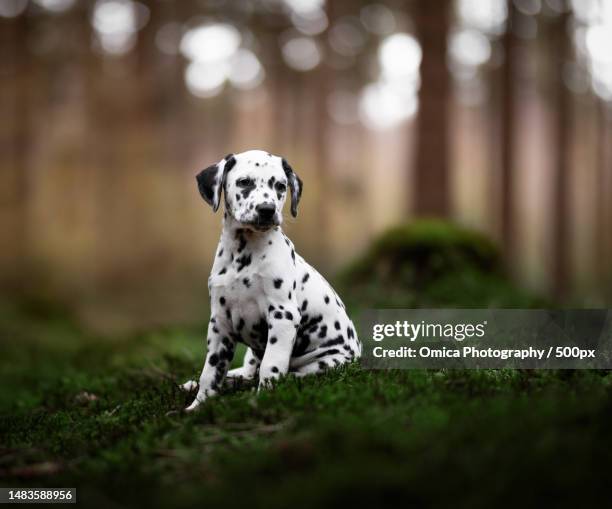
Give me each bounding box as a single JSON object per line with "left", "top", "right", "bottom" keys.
{"left": 226, "top": 347, "right": 260, "bottom": 380}
{"left": 290, "top": 353, "right": 348, "bottom": 377}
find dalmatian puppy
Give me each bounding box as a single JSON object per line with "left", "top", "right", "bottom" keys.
{"left": 182, "top": 149, "right": 361, "bottom": 412}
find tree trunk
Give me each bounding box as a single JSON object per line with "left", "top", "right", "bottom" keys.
{"left": 414, "top": 0, "right": 451, "bottom": 216}
{"left": 550, "top": 5, "right": 571, "bottom": 299}
{"left": 596, "top": 102, "right": 611, "bottom": 302}
{"left": 500, "top": 0, "right": 519, "bottom": 259}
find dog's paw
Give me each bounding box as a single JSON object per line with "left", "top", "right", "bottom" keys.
{"left": 179, "top": 380, "right": 198, "bottom": 392}
{"left": 184, "top": 396, "right": 203, "bottom": 413}
{"left": 226, "top": 367, "right": 255, "bottom": 381}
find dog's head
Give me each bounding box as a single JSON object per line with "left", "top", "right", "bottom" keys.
{"left": 196, "top": 150, "right": 302, "bottom": 231}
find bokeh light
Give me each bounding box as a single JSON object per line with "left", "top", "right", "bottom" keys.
{"left": 228, "top": 49, "right": 265, "bottom": 90}
{"left": 360, "top": 4, "right": 396, "bottom": 36}
{"left": 33, "top": 0, "right": 75, "bottom": 13}
{"left": 378, "top": 32, "right": 422, "bottom": 83}
{"left": 456, "top": 0, "right": 507, "bottom": 36}
{"left": 359, "top": 32, "right": 421, "bottom": 130}
{"left": 329, "top": 17, "right": 367, "bottom": 57}
{"left": 185, "top": 60, "right": 228, "bottom": 98}
{"left": 180, "top": 23, "right": 242, "bottom": 63}
{"left": 92, "top": 0, "right": 149, "bottom": 56}
{"left": 283, "top": 0, "right": 325, "bottom": 16}
{"left": 449, "top": 29, "right": 492, "bottom": 69}
{"left": 282, "top": 36, "right": 322, "bottom": 71}
{"left": 359, "top": 81, "right": 418, "bottom": 130}
{"left": 0, "top": 0, "right": 28, "bottom": 18}
{"left": 572, "top": 0, "right": 612, "bottom": 101}
{"left": 290, "top": 7, "right": 328, "bottom": 35}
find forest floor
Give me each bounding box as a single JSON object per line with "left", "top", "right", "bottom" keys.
{"left": 1, "top": 299, "right": 611, "bottom": 508}
{"left": 2, "top": 221, "right": 611, "bottom": 507}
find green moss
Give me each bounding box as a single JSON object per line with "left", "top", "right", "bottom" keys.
{"left": 338, "top": 220, "right": 544, "bottom": 308}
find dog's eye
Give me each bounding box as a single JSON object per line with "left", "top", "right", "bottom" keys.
{"left": 236, "top": 178, "right": 254, "bottom": 187}
{"left": 275, "top": 182, "right": 287, "bottom": 193}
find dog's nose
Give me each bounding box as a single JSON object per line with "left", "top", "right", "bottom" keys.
{"left": 256, "top": 203, "right": 276, "bottom": 220}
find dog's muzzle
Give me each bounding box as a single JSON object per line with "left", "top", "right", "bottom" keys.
{"left": 255, "top": 203, "right": 276, "bottom": 224}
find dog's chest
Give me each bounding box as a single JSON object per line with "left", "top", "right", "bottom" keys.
{"left": 210, "top": 261, "right": 271, "bottom": 349}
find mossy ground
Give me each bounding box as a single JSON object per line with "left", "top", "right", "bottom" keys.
{"left": 1, "top": 222, "right": 610, "bottom": 507}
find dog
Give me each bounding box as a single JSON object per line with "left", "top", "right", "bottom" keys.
{"left": 181, "top": 150, "right": 361, "bottom": 412}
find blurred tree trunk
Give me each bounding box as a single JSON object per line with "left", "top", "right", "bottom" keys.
{"left": 1, "top": 12, "right": 30, "bottom": 289}
{"left": 500, "top": 0, "right": 519, "bottom": 260}
{"left": 414, "top": 0, "right": 451, "bottom": 216}
{"left": 550, "top": 5, "right": 571, "bottom": 299}
{"left": 596, "top": 102, "right": 611, "bottom": 301}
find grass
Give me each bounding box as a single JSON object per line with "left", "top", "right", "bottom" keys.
{"left": 1, "top": 221, "right": 610, "bottom": 507}
{"left": 1, "top": 300, "right": 611, "bottom": 508}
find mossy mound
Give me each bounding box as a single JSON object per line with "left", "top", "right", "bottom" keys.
{"left": 338, "top": 220, "right": 543, "bottom": 308}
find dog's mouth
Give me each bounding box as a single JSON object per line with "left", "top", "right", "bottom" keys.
{"left": 239, "top": 218, "right": 279, "bottom": 232}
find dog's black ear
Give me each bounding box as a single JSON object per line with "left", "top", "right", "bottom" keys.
{"left": 282, "top": 158, "right": 303, "bottom": 217}
{"left": 196, "top": 154, "right": 236, "bottom": 212}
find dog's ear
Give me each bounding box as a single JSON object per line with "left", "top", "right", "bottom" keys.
{"left": 281, "top": 158, "right": 303, "bottom": 217}
{"left": 196, "top": 154, "right": 237, "bottom": 212}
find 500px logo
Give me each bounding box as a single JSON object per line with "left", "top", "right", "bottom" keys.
{"left": 372, "top": 320, "right": 488, "bottom": 342}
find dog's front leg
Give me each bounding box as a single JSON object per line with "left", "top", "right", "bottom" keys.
{"left": 259, "top": 306, "right": 299, "bottom": 389}
{"left": 185, "top": 318, "right": 235, "bottom": 412}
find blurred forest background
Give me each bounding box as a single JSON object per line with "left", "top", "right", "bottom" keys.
{"left": 1, "top": 0, "right": 611, "bottom": 332}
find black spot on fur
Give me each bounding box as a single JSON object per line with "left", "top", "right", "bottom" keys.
{"left": 219, "top": 297, "right": 226, "bottom": 306}
{"left": 209, "top": 353, "right": 219, "bottom": 366}
{"left": 236, "top": 253, "right": 252, "bottom": 272}
{"left": 274, "top": 278, "right": 283, "bottom": 289}
{"left": 219, "top": 267, "right": 227, "bottom": 275}
{"left": 269, "top": 336, "right": 277, "bottom": 344}
{"left": 316, "top": 348, "right": 341, "bottom": 358}
{"left": 274, "top": 311, "right": 283, "bottom": 320}
{"left": 288, "top": 292, "right": 292, "bottom": 300}
{"left": 301, "top": 300, "right": 308, "bottom": 311}
{"left": 268, "top": 305, "right": 275, "bottom": 312}
{"left": 292, "top": 335, "right": 310, "bottom": 357}
{"left": 302, "top": 273, "right": 310, "bottom": 284}
{"left": 334, "top": 321, "right": 341, "bottom": 330}
{"left": 237, "top": 318, "right": 245, "bottom": 331}
{"left": 324, "top": 295, "right": 330, "bottom": 304}
{"left": 322, "top": 336, "right": 344, "bottom": 348}
{"left": 243, "top": 278, "right": 251, "bottom": 288}
{"left": 237, "top": 235, "right": 247, "bottom": 253}
{"left": 284, "top": 311, "right": 293, "bottom": 320}
{"left": 271, "top": 366, "right": 279, "bottom": 373}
